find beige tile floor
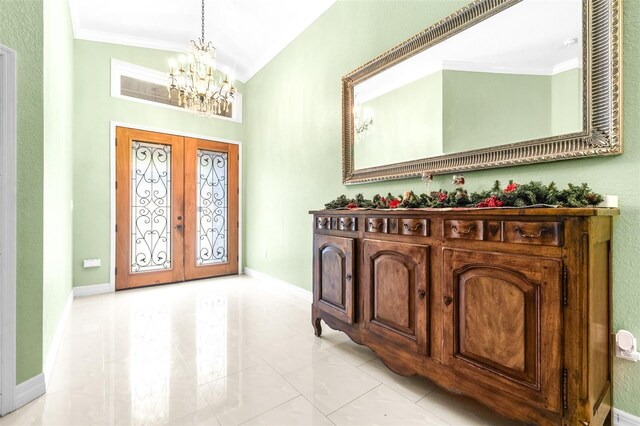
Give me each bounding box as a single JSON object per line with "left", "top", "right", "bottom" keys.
{"left": 0, "top": 275, "right": 524, "bottom": 426}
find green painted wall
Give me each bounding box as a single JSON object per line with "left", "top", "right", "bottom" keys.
{"left": 42, "top": 0, "right": 74, "bottom": 365}
{"left": 0, "top": 0, "right": 45, "bottom": 384}
{"left": 245, "top": 0, "right": 640, "bottom": 416}
{"left": 552, "top": 68, "right": 583, "bottom": 135}
{"left": 357, "top": 68, "right": 583, "bottom": 167}
{"left": 443, "top": 71, "right": 552, "bottom": 153}
{"left": 356, "top": 71, "right": 443, "bottom": 169}
{"left": 72, "top": 40, "right": 245, "bottom": 287}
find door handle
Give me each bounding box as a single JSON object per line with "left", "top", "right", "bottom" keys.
{"left": 175, "top": 224, "right": 184, "bottom": 231}
{"left": 443, "top": 296, "right": 452, "bottom": 306}
{"left": 418, "top": 289, "right": 426, "bottom": 299}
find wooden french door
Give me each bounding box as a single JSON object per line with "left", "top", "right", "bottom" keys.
{"left": 116, "top": 127, "right": 238, "bottom": 290}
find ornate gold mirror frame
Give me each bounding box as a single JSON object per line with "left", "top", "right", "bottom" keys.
{"left": 342, "top": 0, "right": 622, "bottom": 184}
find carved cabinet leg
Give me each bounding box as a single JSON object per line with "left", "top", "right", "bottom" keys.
{"left": 313, "top": 316, "right": 322, "bottom": 337}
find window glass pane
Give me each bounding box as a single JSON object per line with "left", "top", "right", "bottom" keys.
{"left": 196, "top": 149, "right": 228, "bottom": 265}
{"left": 131, "top": 141, "right": 172, "bottom": 273}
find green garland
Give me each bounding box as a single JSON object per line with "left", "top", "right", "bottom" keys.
{"left": 324, "top": 181, "right": 604, "bottom": 210}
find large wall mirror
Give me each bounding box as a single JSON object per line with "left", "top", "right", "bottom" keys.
{"left": 342, "top": 0, "right": 621, "bottom": 184}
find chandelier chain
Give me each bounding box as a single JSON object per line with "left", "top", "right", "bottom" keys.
{"left": 201, "top": 0, "right": 206, "bottom": 42}
{"left": 168, "top": 0, "right": 236, "bottom": 117}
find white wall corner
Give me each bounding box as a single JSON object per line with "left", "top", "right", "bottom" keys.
{"left": 43, "top": 291, "right": 73, "bottom": 387}
{"left": 0, "top": 45, "right": 18, "bottom": 417}
{"left": 14, "top": 374, "right": 45, "bottom": 410}
{"left": 243, "top": 267, "right": 312, "bottom": 303}
{"left": 73, "top": 282, "right": 111, "bottom": 298}
{"left": 615, "top": 409, "right": 640, "bottom": 426}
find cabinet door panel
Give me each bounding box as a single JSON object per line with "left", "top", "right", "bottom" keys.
{"left": 443, "top": 248, "right": 562, "bottom": 413}
{"left": 363, "top": 240, "right": 429, "bottom": 354}
{"left": 314, "top": 235, "right": 355, "bottom": 324}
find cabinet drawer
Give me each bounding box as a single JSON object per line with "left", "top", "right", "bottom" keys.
{"left": 316, "top": 216, "right": 331, "bottom": 230}
{"left": 443, "top": 220, "right": 484, "bottom": 240}
{"left": 366, "top": 217, "right": 387, "bottom": 233}
{"left": 503, "top": 221, "right": 563, "bottom": 246}
{"left": 338, "top": 216, "right": 358, "bottom": 231}
{"left": 400, "top": 218, "right": 428, "bottom": 236}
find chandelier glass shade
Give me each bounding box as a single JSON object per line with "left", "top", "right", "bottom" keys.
{"left": 168, "top": 0, "right": 236, "bottom": 117}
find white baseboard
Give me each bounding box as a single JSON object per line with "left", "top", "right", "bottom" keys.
{"left": 43, "top": 290, "right": 73, "bottom": 388}
{"left": 615, "top": 409, "right": 640, "bottom": 426}
{"left": 243, "top": 267, "right": 312, "bottom": 303}
{"left": 73, "top": 282, "right": 111, "bottom": 298}
{"left": 14, "top": 373, "right": 45, "bottom": 410}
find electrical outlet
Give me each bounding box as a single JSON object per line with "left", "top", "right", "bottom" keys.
{"left": 83, "top": 258, "right": 101, "bottom": 268}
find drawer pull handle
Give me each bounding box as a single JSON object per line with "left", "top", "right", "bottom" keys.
{"left": 403, "top": 223, "right": 423, "bottom": 232}
{"left": 341, "top": 218, "right": 354, "bottom": 227}
{"left": 318, "top": 218, "right": 329, "bottom": 226}
{"left": 514, "top": 226, "right": 547, "bottom": 239}
{"left": 346, "top": 274, "right": 352, "bottom": 281}
{"left": 451, "top": 224, "right": 475, "bottom": 235}
{"left": 443, "top": 296, "right": 452, "bottom": 306}
{"left": 369, "top": 220, "right": 383, "bottom": 230}
{"left": 418, "top": 290, "right": 426, "bottom": 299}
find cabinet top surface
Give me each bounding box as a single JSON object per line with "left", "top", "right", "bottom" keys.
{"left": 310, "top": 207, "right": 619, "bottom": 217}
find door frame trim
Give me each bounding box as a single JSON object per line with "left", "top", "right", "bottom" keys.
{"left": 0, "top": 44, "right": 17, "bottom": 416}
{"left": 109, "top": 121, "right": 243, "bottom": 293}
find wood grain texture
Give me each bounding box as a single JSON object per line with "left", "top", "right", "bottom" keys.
{"left": 362, "top": 240, "right": 429, "bottom": 354}
{"left": 183, "top": 138, "right": 239, "bottom": 280}
{"left": 311, "top": 209, "right": 615, "bottom": 426}
{"left": 116, "top": 129, "right": 239, "bottom": 289}
{"left": 116, "top": 127, "right": 185, "bottom": 290}
{"left": 313, "top": 234, "right": 355, "bottom": 325}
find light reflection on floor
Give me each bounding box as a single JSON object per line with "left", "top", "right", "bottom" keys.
{"left": 0, "top": 275, "right": 523, "bottom": 426}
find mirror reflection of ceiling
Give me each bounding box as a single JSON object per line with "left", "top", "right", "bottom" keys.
{"left": 355, "top": 0, "right": 582, "bottom": 103}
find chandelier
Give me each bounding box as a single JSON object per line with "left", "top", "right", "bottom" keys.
{"left": 354, "top": 101, "right": 374, "bottom": 142}
{"left": 168, "top": 0, "right": 236, "bottom": 117}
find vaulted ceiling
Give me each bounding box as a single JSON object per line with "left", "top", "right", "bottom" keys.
{"left": 68, "top": 0, "right": 336, "bottom": 82}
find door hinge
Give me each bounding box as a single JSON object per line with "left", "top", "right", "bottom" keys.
{"left": 562, "top": 368, "right": 568, "bottom": 412}
{"left": 115, "top": 267, "right": 117, "bottom": 275}
{"left": 115, "top": 224, "right": 118, "bottom": 232}
{"left": 562, "top": 266, "right": 568, "bottom": 306}
{"left": 115, "top": 181, "right": 118, "bottom": 190}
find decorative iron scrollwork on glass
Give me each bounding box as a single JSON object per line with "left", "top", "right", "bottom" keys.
{"left": 130, "top": 141, "right": 172, "bottom": 273}
{"left": 197, "top": 149, "right": 228, "bottom": 265}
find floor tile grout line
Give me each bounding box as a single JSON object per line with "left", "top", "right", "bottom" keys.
{"left": 235, "top": 393, "right": 304, "bottom": 426}
{"left": 325, "top": 382, "right": 385, "bottom": 417}
{"left": 356, "top": 358, "right": 439, "bottom": 405}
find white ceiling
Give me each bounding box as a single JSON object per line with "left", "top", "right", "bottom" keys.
{"left": 68, "top": 0, "right": 336, "bottom": 82}
{"left": 357, "top": 0, "right": 582, "bottom": 102}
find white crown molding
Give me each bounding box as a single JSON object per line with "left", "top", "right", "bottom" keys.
{"left": 615, "top": 409, "right": 640, "bottom": 426}
{"left": 43, "top": 291, "right": 73, "bottom": 388}
{"left": 74, "top": 28, "right": 247, "bottom": 81}
{"left": 73, "top": 283, "right": 112, "bottom": 298}
{"left": 552, "top": 57, "right": 582, "bottom": 75}
{"left": 74, "top": 27, "right": 185, "bottom": 54}
{"left": 0, "top": 44, "right": 17, "bottom": 417}
{"left": 14, "top": 374, "right": 45, "bottom": 411}
{"left": 243, "top": 268, "right": 312, "bottom": 303}
{"left": 443, "top": 60, "right": 553, "bottom": 76}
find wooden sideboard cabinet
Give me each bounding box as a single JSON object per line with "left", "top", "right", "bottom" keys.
{"left": 310, "top": 208, "right": 618, "bottom": 426}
